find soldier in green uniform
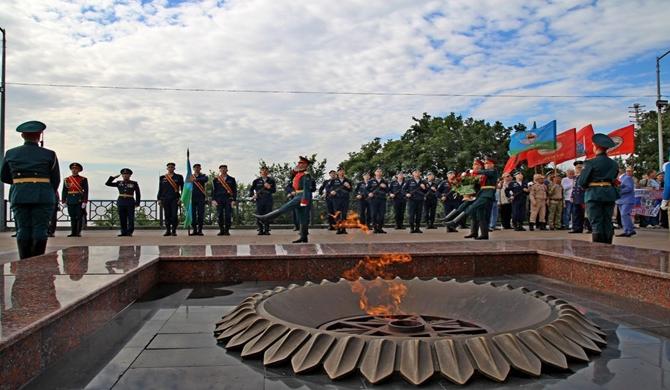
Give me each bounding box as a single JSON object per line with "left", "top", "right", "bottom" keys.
{"left": 255, "top": 156, "right": 313, "bottom": 243}
{"left": 1, "top": 121, "right": 60, "bottom": 259}
{"left": 576, "top": 134, "right": 619, "bottom": 244}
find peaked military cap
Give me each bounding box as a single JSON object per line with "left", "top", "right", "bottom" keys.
{"left": 193, "top": 163, "right": 201, "bottom": 168}
{"left": 16, "top": 120, "right": 46, "bottom": 133}
{"left": 219, "top": 164, "right": 228, "bottom": 169}
{"left": 298, "top": 156, "right": 310, "bottom": 165}
{"left": 69, "top": 162, "right": 83, "bottom": 170}
{"left": 573, "top": 160, "right": 584, "bottom": 166}
{"left": 166, "top": 162, "right": 176, "bottom": 167}
{"left": 120, "top": 168, "right": 133, "bottom": 175}
{"left": 484, "top": 157, "right": 496, "bottom": 165}
{"left": 447, "top": 170, "right": 456, "bottom": 175}
{"left": 592, "top": 133, "right": 616, "bottom": 149}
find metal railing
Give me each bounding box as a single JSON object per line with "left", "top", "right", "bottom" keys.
{"left": 3, "top": 198, "right": 411, "bottom": 228}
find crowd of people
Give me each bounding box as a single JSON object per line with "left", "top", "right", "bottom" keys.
{"left": 2, "top": 121, "right": 669, "bottom": 257}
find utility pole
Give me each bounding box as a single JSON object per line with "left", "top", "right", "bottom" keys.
{"left": 656, "top": 50, "right": 670, "bottom": 170}
{"left": 628, "top": 103, "right": 646, "bottom": 129}
{"left": 0, "top": 27, "right": 6, "bottom": 231}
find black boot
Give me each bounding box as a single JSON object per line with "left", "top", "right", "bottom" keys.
{"left": 464, "top": 220, "right": 478, "bottom": 239}
{"left": 32, "top": 240, "right": 48, "bottom": 257}
{"left": 442, "top": 209, "right": 459, "bottom": 222}
{"left": 292, "top": 225, "right": 308, "bottom": 243}
{"left": 476, "top": 220, "right": 489, "bottom": 240}
{"left": 447, "top": 225, "right": 458, "bottom": 232}
{"left": 529, "top": 223, "right": 535, "bottom": 231}
{"left": 255, "top": 208, "right": 283, "bottom": 223}
{"left": 446, "top": 212, "right": 466, "bottom": 229}
{"left": 217, "top": 226, "right": 225, "bottom": 236}
{"left": 539, "top": 223, "right": 548, "bottom": 231}
{"left": 17, "top": 239, "right": 33, "bottom": 259}
{"left": 163, "top": 228, "right": 171, "bottom": 237}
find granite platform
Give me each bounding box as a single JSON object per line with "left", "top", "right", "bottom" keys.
{"left": 0, "top": 239, "right": 669, "bottom": 389}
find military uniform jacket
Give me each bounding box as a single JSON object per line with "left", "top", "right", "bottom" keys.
{"left": 191, "top": 173, "right": 209, "bottom": 202}
{"left": 403, "top": 179, "right": 428, "bottom": 201}
{"left": 157, "top": 174, "right": 184, "bottom": 201}
{"left": 505, "top": 181, "right": 528, "bottom": 204}
{"left": 211, "top": 175, "right": 237, "bottom": 203}
{"left": 106, "top": 177, "right": 141, "bottom": 206}
{"left": 1, "top": 141, "right": 60, "bottom": 204}
{"left": 571, "top": 177, "right": 586, "bottom": 205}
{"left": 62, "top": 175, "right": 89, "bottom": 205}
{"left": 390, "top": 179, "right": 406, "bottom": 200}
{"left": 576, "top": 154, "right": 620, "bottom": 203}
{"left": 475, "top": 169, "right": 498, "bottom": 200}
{"left": 437, "top": 180, "right": 462, "bottom": 206}
{"left": 318, "top": 179, "right": 331, "bottom": 197}
{"left": 291, "top": 171, "right": 313, "bottom": 206}
{"left": 366, "top": 178, "right": 389, "bottom": 199}
{"left": 329, "top": 177, "right": 352, "bottom": 199}
{"left": 249, "top": 176, "right": 276, "bottom": 202}
{"left": 425, "top": 180, "right": 439, "bottom": 201}
{"left": 355, "top": 181, "right": 369, "bottom": 199}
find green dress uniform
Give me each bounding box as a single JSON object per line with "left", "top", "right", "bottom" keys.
{"left": 576, "top": 134, "right": 619, "bottom": 244}
{"left": 465, "top": 166, "right": 498, "bottom": 240}
{"left": 0, "top": 121, "right": 61, "bottom": 259}
{"left": 62, "top": 162, "right": 88, "bottom": 237}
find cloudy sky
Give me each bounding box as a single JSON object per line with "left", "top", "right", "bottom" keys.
{"left": 1, "top": 0, "right": 669, "bottom": 197}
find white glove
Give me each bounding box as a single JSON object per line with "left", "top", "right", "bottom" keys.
{"left": 661, "top": 200, "right": 669, "bottom": 210}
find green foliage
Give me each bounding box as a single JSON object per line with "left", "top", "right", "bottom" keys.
{"left": 341, "top": 113, "right": 516, "bottom": 178}
{"left": 625, "top": 109, "right": 670, "bottom": 172}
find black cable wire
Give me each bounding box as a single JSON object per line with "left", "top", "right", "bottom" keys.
{"left": 6, "top": 81, "right": 660, "bottom": 99}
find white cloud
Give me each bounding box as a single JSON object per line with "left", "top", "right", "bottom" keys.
{"left": 1, "top": 0, "right": 668, "bottom": 198}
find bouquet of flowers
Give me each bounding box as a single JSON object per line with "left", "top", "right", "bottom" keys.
{"left": 454, "top": 172, "right": 480, "bottom": 196}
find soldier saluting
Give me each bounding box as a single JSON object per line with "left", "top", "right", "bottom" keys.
{"left": 249, "top": 166, "right": 277, "bottom": 235}
{"left": 106, "top": 168, "right": 141, "bottom": 237}
{"left": 190, "top": 163, "right": 208, "bottom": 236}
{"left": 157, "top": 162, "right": 184, "bottom": 236}
{"left": 211, "top": 164, "right": 237, "bottom": 236}
{"left": 62, "top": 162, "right": 88, "bottom": 237}
{"left": 576, "top": 134, "right": 620, "bottom": 244}
{"left": 1, "top": 121, "right": 60, "bottom": 259}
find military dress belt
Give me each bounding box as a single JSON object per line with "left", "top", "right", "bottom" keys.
{"left": 67, "top": 191, "right": 83, "bottom": 194}
{"left": 588, "top": 182, "right": 612, "bottom": 187}
{"left": 13, "top": 178, "right": 50, "bottom": 184}
{"left": 480, "top": 186, "right": 496, "bottom": 190}
{"left": 119, "top": 194, "right": 135, "bottom": 198}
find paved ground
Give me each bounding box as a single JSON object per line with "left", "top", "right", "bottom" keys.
{"left": 1, "top": 226, "right": 667, "bottom": 254}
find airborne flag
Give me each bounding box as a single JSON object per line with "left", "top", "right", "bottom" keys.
{"left": 508, "top": 120, "right": 557, "bottom": 157}
{"left": 181, "top": 149, "right": 193, "bottom": 228}
{"left": 606, "top": 125, "right": 635, "bottom": 156}
{"left": 526, "top": 128, "right": 576, "bottom": 167}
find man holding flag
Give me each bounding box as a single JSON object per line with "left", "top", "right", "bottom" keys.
{"left": 184, "top": 158, "right": 208, "bottom": 236}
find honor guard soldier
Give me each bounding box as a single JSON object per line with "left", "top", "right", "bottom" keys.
{"left": 211, "top": 164, "right": 237, "bottom": 236}
{"left": 62, "top": 162, "right": 88, "bottom": 237}
{"left": 249, "top": 166, "right": 277, "bottom": 235}
{"left": 331, "top": 167, "right": 352, "bottom": 234}
{"left": 505, "top": 171, "right": 529, "bottom": 231}
{"left": 106, "top": 168, "right": 141, "bottom": 237}
{"left": 389, "top": 172, "right": 407, "bottom": 229}
{"left": 424, "top": 172, "right": 439, "bottom": 229}
{"left": 285, "top": 181, "right": 300, "bottom": 231}
{"left": 256, "top": 156, "right": 313, "bottom": 243}
{"left": 467, "top": 158, "right": 498, "bottom": 240}
{"left": 403, "top": 168, "right": 428, "bottom": 233}
{"left": 157, "top": 162, "right": 184, "bottom": 236}
{"left": 190, "top": 163, "right": 208, "bottom": 236}
{"left": 1, "top": 121, "right": 60, "bottom": 259}
{"left": 367, "top": 167, "right": 389, "bottom": 233}
{"left": 438, "top": 171, "right": 463, "bottom": 232}
{"left": 319, "top": 170, "right": 337, "bottom": 230}
{"left": 354, "top": 172, "right": 371, "bottom": 227}
{"left": 577, "top": 134, "right": 620, "bottom": 244}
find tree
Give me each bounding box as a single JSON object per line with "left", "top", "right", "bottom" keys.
{"left": 341, "top": 113, "right": 518, "bottom": 178}
{"left": 626, "top": 109, "right": 670, "bottom": 173}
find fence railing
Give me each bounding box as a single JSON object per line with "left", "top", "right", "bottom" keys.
{"left": 4, "top": 198, "right": 410, "bottom": 228}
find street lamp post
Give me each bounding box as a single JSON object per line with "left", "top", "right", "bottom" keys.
{"left": 0, "top": 27, "right": 6, "bottom": 231}
{"left": 656, "top": 49, "right": 670, "bottom": 170}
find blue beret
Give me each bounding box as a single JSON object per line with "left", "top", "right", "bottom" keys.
{"left": 16, "top": 121, "right": 46, "bottom": 133}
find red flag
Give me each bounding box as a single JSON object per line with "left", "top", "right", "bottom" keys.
{"left": 606, "top": 124, "right": 635, "bottom": 156}
{"left": 526, "top": 129, "right": 577, "bottom": 167}
{"left": 575, "top": 124, "right": 595, "bottom": 159}
{"left": 503, "top": 150, "right": 527, "bottom": 173}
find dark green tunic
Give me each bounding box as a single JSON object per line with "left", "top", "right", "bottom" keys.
{"left": 1, "top": 141, "right": 60, "bottom": 240}
{"left": 576, "top": 153, "right": 619, "bottom": 243}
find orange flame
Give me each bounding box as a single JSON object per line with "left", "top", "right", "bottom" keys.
{"left": 343, "top": 254, "right": 412, "bottom": 316}
{"left": 330, "top": 211, "right": 371, "bottom": 233}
